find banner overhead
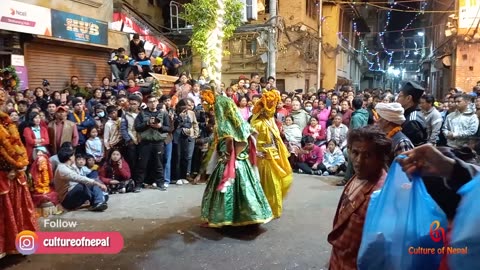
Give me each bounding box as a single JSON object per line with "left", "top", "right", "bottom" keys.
{"left": 0, "top": 0, "right": 52, "bottom": 36}
{"left": 51, "top": 9, "right": 108, "bottom": 45}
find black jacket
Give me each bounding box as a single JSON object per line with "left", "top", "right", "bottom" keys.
{"left": 402, "top": 106, "right": 427, "bottom": 146}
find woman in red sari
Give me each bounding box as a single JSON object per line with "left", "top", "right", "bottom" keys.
{"left": 0, "top": 89, "right": 38, "bottom": 259}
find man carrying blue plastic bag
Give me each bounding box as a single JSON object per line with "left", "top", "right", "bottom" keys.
{"left": 398, "top": 144, "right": 480, "bottom": 270}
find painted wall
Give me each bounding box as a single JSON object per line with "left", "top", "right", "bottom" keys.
{"left": 19, "top": 0, "right": 113, "bottom": 22}
{"left": 321, "top": 4, "right": 340, "bottom": 90}
{"left": 455, "top": 42, "right": 480, "bottom": 92}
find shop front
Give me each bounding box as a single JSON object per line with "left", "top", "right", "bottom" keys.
{"left": 0, "top": 0, "right": 129, "bottom": 92}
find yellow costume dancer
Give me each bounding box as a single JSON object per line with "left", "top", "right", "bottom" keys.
{"left": 250, "top": 90, "right": 293, "bottom": 218}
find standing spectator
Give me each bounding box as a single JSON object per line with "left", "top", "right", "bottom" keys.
{"left": 443, "top": 93, "right": 479, "bottom": 149}
{"left": 350, "top": 97, "right": 369, "bottom": 129}
{"left": 120, "top": 94, "right": 141, "bottom": 182}
{"left": 68, "top": 98, "right": 95, "bottom": 154}
{"left": 420, "top": 94, "right": 443, "bottom": 145}
{"left": 162, "top": 51, "right": 182, "bottom": 76}
{"left": 129, "top": 34, "right": 145, "bottom": 61}
{"left": 110, "top": 47, "right": 131, "bottom": 81}
{"left": 23, "top": 112, "right": 50, "bottom": 162}
{"left": 48, "top": 106, "right": 78, "bottom": 154}
{"left": 340, "top": 100, "right": 353, "bottom": 126}
{"left": 396, "top": 81, "right": 428, "bottom": 146}
{"left": 188, "top": 80, "right": 202, "bottom": 107}
{"left": 171, "top": 99, "right": 193, "bottom": 185}
{"left": 328, "top": 127, "right": 390, "bottom": 270}
{"left": 85, "top": 127, "right": 103, "bottom": 163}
{"left": 65, "top": 76, "right": 89, "bottom": 98}
{"left": 134, "top": 96, "right": 170, "bottom": 191}
{"left": 375, "top": 102, "right": 414, "bottom": 158}
{"left": 103, "top": 105, "right": 123, "bottom": 154}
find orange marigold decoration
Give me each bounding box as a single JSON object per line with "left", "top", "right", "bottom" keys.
{"left": 201, "top": 90, "right": 216, "bottom": 111}
{"left": 252, "top": 90, "right": 280, "bottom": 117}
{"left": 0, "top": 111, "right": 29, "bottom": 169}
{"left": 33, "top": 152, "right": 52, "bottom": 194}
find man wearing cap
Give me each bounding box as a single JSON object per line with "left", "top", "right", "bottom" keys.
{"left": 48, "top": 106, "right": 79, "bottom": 154}
{"left": 67, "top": 98, "right": 95, "bottom": 154}
{"left": 375, "top": 102, "right": 414, "bottom": 158}
{"left": 442, "top": 93, "right": 479, "bottom": 149}
{"left": 420, "top": 94, "right": 443, "bottom": 145}
{"left": 162, "top": 51, "right": 182, "bottom": 76}
{"left": 396, "top": 81, "right": 428, "bottom": 146}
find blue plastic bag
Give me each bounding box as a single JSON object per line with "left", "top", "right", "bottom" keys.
{"left": 357, "top": 157, "right": 448, "bottom": 270}
{"left": 449, "top": 176, "right": 480, "bottom": 270}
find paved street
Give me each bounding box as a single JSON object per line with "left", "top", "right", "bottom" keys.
{"left": 2, "top": 174, "right": 343, "bottom": 270}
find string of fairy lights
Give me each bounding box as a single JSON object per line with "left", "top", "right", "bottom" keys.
{"left": 336, "top": 0, "right": 427, "bottom": 73}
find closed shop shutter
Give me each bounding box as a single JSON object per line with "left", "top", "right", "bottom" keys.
{"left": 24, "top": 42, "right": 111, "bottom": 93}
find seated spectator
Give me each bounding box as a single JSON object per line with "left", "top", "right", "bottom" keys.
{"left": 326, "top": 114, "right": 349, "bottom": 150}
{"left": 320, "top": 139, "right": 346, "bottom": 176}
{"left": 129, "top": 50, "right": 152, "bottom": 79}
{"left": 99, "top": 150, "right": 133, "bottom": 194}
{"left": 296, "top": 135, "right": 323, "bottom": 175}
{"left": 75, "top": 153, "right": 92, "bottom": 177}
{"left": 54, "top": 147, "right": 108, "bottom": 211}
{"left": 283, "top": 115, "right": 302, "bottom": 166}
{"left": 85, "top": 154, "right": 99, "bottom": 179}
{"left": 302, "top": 116, "right": 326, "bottom": 145}
{"left": 127, "top": 79, "right": 140, "bottom": 94}
{"left": 109, "top": 47, "right": 131, "bottom": 81}
{"left": 162, "top": 51, "right": 182, "bottom": 76}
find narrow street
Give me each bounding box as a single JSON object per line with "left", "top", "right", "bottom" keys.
{"left": 2, "top": 174, "right": 342, "bottom": 270}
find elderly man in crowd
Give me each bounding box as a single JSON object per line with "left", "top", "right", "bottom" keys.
{"left": 375, "top": 102, "right": 414, "bottom": 158}
{"left": 328, "top": 126, "right": 391, "bottom": 270}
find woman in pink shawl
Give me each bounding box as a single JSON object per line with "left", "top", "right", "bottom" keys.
{"left": 314, "top": 99, "right": 331, "bottom": 131}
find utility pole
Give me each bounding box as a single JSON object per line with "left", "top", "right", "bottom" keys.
{"left": 316, "top": 0, "right": 323, "bottom": 89}
{"left": 268, "top": 0, "right": 277, "bottom": 77}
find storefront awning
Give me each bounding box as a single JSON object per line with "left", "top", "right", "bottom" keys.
{"left": 111, "top": 12, "right": 176, "bottom": 56}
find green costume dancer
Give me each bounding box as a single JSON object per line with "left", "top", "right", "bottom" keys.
{"left": 200, "top": 93, "right": 273, "bottom": 227}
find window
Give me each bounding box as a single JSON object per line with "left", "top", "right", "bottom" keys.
{"left": 306, "top": 0, "right": 318, "bottom": 19}
{"left": 246, "top": 39, "right": 258, "bottom": 55}
{"left": 276, "top": 79, "right": 286, "bottom": 92}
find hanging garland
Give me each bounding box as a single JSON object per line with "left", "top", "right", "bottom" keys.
{"left": 2, "top": 66, "right": 20, "bottom": 91}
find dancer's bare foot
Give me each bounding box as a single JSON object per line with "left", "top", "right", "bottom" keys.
{"left": 199, "top": 222, "right": 211, "bottom": 228}
{"left": 193, "top": 175, "right": 201, "bottom": 185}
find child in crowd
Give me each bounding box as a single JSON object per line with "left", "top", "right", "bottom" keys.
{"left": 86, "top": 127, "right": 103, "bottom": 163}
{"left": 85, "top": 154, "right": 100, "bottom": 179}
{"left": 103, "top": 105, "right": 123, "bottom": 154}
{"left": 238, "top": 96, "right": 251, "bottom": 121}
{"left": 320, "top": 139, "right": 346, "bottom": 176}
{"left": 99, "top": 150, "right": 133, "bottom": 194}
{"left": 75, "top": 153, "right": 92, "bottom": 177}
{"left": 296, "top": 135, "right": 323, "bottom": 175}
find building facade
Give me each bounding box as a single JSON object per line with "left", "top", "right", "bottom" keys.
{"left": 0, "top": 0, "right": 130, "bottom": 91}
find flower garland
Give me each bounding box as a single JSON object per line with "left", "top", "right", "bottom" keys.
{"left": 73, "top": 110, "right": 87, "bottom": 135}
{"left": 0, "top": 111, "right": 29, "bottom": 169}
{"left": 386, "top": 126, "right": 402, "bottom": 139}
{"left": 201, "top": 90, "right": 216, "bottom": 112}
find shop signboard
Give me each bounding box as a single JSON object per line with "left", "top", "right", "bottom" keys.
{"left": 459, "top": 0, "right": 480, "bottom": 29}
{"left": 0, "top": 0, "right": 52, "bottom": 36}
{"left": 51, "top": 10, "right": 108, "bottom": 45}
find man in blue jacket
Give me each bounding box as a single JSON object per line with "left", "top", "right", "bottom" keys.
{"left": 68, "top": 98, "right": 95, "bottom": 154}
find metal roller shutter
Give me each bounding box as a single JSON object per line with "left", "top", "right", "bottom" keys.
{"left": 24, "top": 42, "right": 111, "bottom": 93}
